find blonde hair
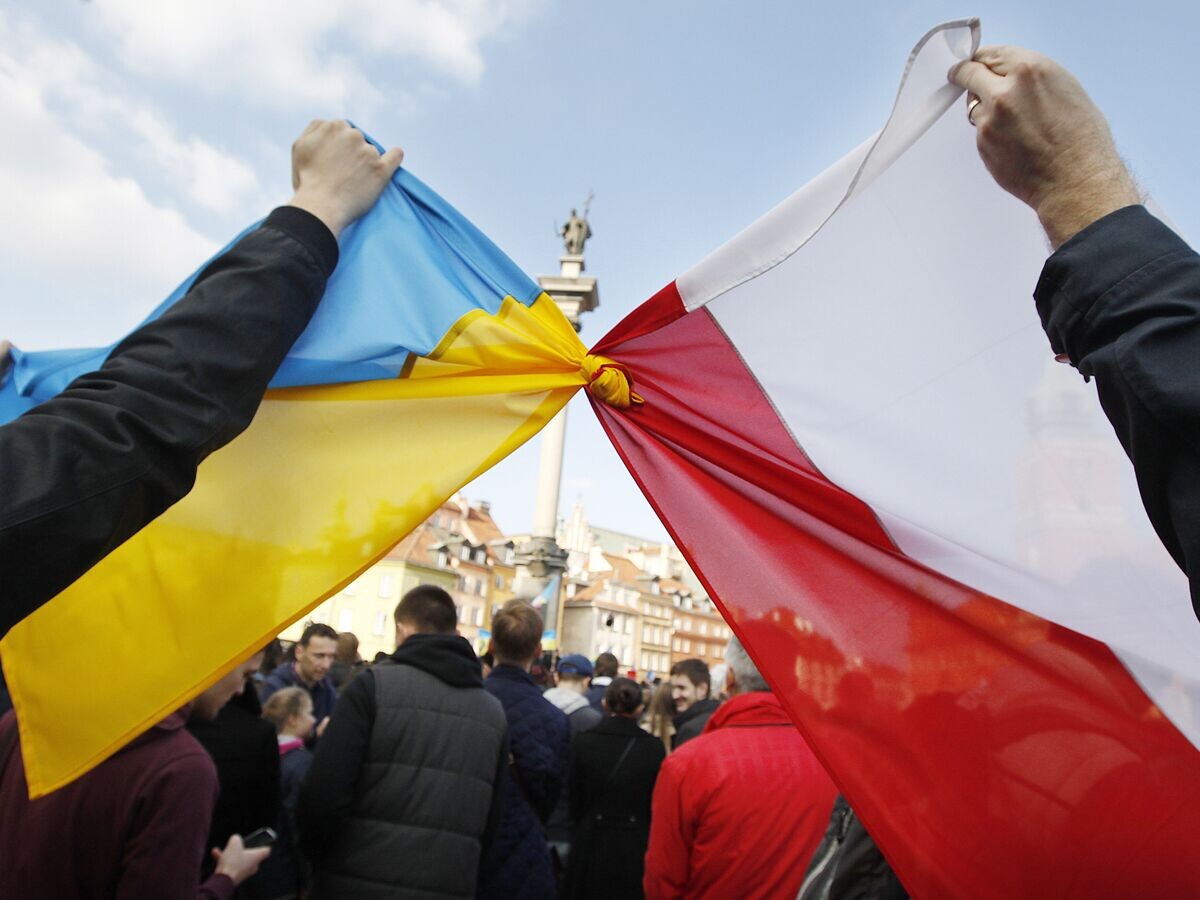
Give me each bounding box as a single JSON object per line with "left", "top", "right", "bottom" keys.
{"left": 262, "top": 686, "right": 312, "bottom": 734}
{"left": 491, "top": 600, "right": 544, "bottom": 664}
{"left": 643, "top": 681, "right": 676, "bottom": 753}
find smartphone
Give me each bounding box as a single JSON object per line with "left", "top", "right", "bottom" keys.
{"left": 242, "top": 827, "right": 277, "bottom": 849}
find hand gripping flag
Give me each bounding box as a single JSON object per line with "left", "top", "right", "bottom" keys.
{"left": 590, "top": 20, "right": 1200, "bottom": 899}
{"left": 0, "top": 144, "right": 634, "bottom": 797}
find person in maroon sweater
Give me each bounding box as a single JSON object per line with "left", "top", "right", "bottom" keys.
{"left": 0, "top": 654, "right": 267, "bottom": 898}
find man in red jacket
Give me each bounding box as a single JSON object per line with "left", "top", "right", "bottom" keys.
{"left": 644, "top": 635, "right": 837, "bottom": 900}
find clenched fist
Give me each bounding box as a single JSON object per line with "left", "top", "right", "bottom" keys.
{"left": 950, "top": 46, "right": 1140, "bottom": 247}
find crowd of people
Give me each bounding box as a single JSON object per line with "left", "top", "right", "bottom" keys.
{"left": 0, "top": 586, "right": 840, "bottom": 899}
{"left": 2, "top": 38, "right": 1199, "bottom": 899}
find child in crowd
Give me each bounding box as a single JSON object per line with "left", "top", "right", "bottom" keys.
{"left": 259, "top": 687, "right": 315, "bottom": 899}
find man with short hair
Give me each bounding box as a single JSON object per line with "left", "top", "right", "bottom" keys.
{"left": 545, "top": 654, "right": 603, "bottom": 736}
{"left": 0, "top": 653, "right": 271, "bottom": 898}
{"left": 669, "top": 658, "right": 718, "bottom": 748}
{"left": 477, "top": 601, "right": 570, "bottom": 900}
{"left": 261, "top": 623, "right": 338, "bottom": 738}
{"left": 329, "top": 631, "right": 362, "bottom": 689}
{"left": 644, "top": 636, "right": 837, "bottom": 899}
{"left": 298, "top": 585, "right": 507, "bottom": 898}
{"left": 586, "top": 651, "right": 618, "bottom": 712}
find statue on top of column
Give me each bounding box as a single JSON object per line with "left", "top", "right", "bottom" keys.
{"left": 560, "top": 195, "right": 593, "bottom": 256}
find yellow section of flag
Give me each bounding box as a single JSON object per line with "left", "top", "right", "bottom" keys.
{"left": 3, "top": 293, "right": 592, "bottom": 797}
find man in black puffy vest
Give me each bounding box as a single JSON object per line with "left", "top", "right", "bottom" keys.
{"left": 298, "top": 585, "right": 507, "bottom": 899}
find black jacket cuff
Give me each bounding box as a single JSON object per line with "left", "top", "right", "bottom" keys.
{"left": 264, "top": 206, "right": 339, "bottom": 277}
{"left": 1034, "top": 205, "right": 1188, "bottom": 360}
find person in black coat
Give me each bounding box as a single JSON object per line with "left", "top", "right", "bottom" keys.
{"left": 187, "top": 669, "right": 281, "bottom": 899}
{"left": 565, "top": 677, "right": 666, "bottom": 900}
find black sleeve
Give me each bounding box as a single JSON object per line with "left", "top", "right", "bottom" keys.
{"left": 1034, "top": 204, "right": 1200, "bottom": 622}
{"left": 0, "top": 207, "right": 337, "bottom": 639}
{"left": 260, "top": 723, "right": 283, "bottom": 832}
{"left": 479, "top": 732, "right": 508, "bottom": 857}
{"left": 566, "top": 739, "right": 585, "bottom": 823}
{"left": 296, "top": 668, "right": 375, "bottom": 861}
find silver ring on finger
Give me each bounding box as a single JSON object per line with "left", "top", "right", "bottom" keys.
{"left": 967, "top": 94, "right": 982, "bottom": 127}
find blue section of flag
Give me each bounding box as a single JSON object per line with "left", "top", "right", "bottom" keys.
{"left": 1, "top": 133, "right": 541, "bottom": 420}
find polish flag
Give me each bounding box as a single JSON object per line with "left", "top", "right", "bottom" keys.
{"left": 591, "top": 20, "right": 1200, "bottom": 898}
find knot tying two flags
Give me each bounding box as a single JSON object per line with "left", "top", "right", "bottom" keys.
{"left": 582, "top": 355, "right": 644, "bottom": 409}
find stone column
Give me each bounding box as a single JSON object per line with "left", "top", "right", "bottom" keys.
{"left": 512, "top": 250, "right": 599, "bottom": 611}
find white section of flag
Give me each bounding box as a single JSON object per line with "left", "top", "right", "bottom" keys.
{"left": 684, "top": 20, "right": 1200, "bottom": 747}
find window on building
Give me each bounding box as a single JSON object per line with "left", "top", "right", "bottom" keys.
{"left": 460, "top": 546, "right": 471, "bottom": 561}
{"left": 477, "top": 579, "right": 487, "bottom": 597}
{"left": 474, "top": 606, "right": 484, "bottom": 626}
{"left": 378, "top": 574, "right": 395, "bottom": 599}
{"left": 373, "top": 611, "right": 387, "bottom": 636}
{"left": 337, "top": 609, "right": 354, "bottom": 632}
{"left": 495, "top": 574, "right": 505, "bottom": 589}
{"left": 456, "top": 605, "right": 465, "bottom": 623}
{"left": 437, "top": 550, "right": 449, "bottom": 568}
{"left": 699, "top": 621, "right": 708, "bottom": 636}
{"left": 643, "top": 625, "right": 651, "bottom": 643}
{"left": 673, "top": 637, "right": 681, "bottom": 652}
{"left": 682, "top": 639, "right": 691, "bottom": 653}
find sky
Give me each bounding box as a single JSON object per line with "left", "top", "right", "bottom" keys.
{"left": 2, "top": 1, "right": 1197, "bottom": 542}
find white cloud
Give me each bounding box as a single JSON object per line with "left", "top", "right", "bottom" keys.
{"left": 0, "top": 18, "right": 219, "bottom": 348}
{"left": 1, "top": 12, "right": 266, "bottom": 218}
{"left": 0, "top": 0, "right": 547, "bottom": 348}
{"left": 93, "top": 0, "right": 545, "bottom": 111}
{"left": 127, "top": 109, "right": 263, "bottom": 215}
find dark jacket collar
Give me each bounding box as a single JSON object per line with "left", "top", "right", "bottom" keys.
{"left": 673, "top": 696, "right": 720, "bottom": 729}
{"left": 272, "top": 661, "right": 335, "bottom": 694}
{"left": 487, "top": 663, "right": 536, "bottom": 688}
{"left": 591, "top": 714, "right": 645, "bottom": 736}
{"left": 389, "top": 633, "right": 483, "bottom": 688}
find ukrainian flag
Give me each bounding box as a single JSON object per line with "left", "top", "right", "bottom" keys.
{"left": 0, "top": 144, "right": 631, "bottom": 796}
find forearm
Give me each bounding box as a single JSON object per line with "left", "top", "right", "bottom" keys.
{"left": 196, "top": 874, "right": 236, "bottom": 900}
{"left": 0, "top": 207, "right": 336, "bottom": 636}
{"left": 118, "top": 756, "right": 224, "bottom": 900}
{"left": 1035, "top": 204, "right": 1200, "bottom": 615}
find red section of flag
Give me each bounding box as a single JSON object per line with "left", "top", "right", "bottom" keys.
{"left": 589, "top": 288, "right": 1200, "bottom": 898}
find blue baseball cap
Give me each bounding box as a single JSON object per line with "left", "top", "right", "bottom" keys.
{"left": 556, "top": 654, "right": 594, "bottom": 677}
